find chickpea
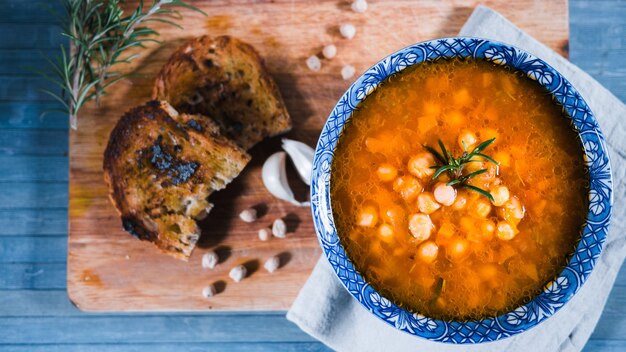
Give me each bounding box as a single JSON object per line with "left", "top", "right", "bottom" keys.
{"left": 498, "top": 196, "right": 525, "bottom": 225}
{"left": 481, "top": 219, "right": 496, "bottom": 241}
{"left": 376, "top": 163, "right": 398, "bottom": 182}
{"left": 470, "top": 197, "right": 492, "bottom": 218}
{"left": 381, "top": 204, "right": 405, "bottom": 227}
{"left": 357, "top": 204, "right": 378, "bottom": 227}
{"left": 490, "top": 185, "right": 510, "bottom": 206}
{"left": 496, "top": 221, "right": 518, "bottom": 240}
{"left": 378, "top": 224, "right": 394, "bottom": 241}
{"left": 447, "top": 237, "right": 470, "bottom": 261}
{"left": 393, "top": 176, "right": 422, "bottom": 201}
{"left": 417, "top": 241, "right": 439, "bottom": 264}
{"left": 408, "top": 152, "right": 435, "bottom": 179}
{"left": 433, "top": 183, "right": 457, "bottom": 206}
{"left": 452, "top": 192, "right": 468, "bottom": 210}
{"left": 408, "top": 213, "right": 434, "bottom": 241}
{"left": 417, "top": 192, "right": 441, "bottom": 214}
{"left": 458, "top": 130, "right": 478, "bottom": 150}
{"left": 465, "top": 159, "right": 484, "bottom": 173}
{"left": 469, "top": 219, "right": 495, "bottom": 242}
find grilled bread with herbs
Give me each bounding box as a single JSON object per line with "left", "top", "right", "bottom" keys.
{"left": 152, "top": 35, "right": 291, "bottom": 150}
{"left": 103, "top": 101, "right": 250, "bottom": 260}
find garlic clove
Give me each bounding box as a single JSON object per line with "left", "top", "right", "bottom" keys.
{"left": 262, "top": 151, "right": 309, "bottom": 207}
{"left": 281, "top": 138, "right": 314, "bottom": 186}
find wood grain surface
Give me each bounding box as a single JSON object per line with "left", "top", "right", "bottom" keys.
{"left": 67, "top": 0, "right": 569, "bottom": 311}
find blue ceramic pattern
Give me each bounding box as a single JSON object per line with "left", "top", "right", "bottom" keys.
{"left": 310, "top": 37, "right": 613, "bottom": 344}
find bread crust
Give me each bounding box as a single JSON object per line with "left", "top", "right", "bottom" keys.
{"left": 152, "top": 35, "right": 291, "bottom": 149}
{"left": 103, "top": 101, "right": 250, "bottom": 260}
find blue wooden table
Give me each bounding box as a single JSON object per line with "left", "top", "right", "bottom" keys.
{"left": 1, "top": 0, "right": 624, "bottom": 350}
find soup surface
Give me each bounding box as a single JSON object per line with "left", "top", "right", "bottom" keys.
{"left": 330, "top": 58, "right": 588, "bottom": 320}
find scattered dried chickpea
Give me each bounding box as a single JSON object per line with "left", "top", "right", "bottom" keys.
{"left": 417, "top": 192, "right": 441, "bottom": 214}
{"left": 272, "top": 218, "right": 287, "bottom": 238}
{"left": 229, "top": 265, "right": 247, "bottom": 283}
{"left": 264, "top": 256, "right": 280, "bottom": 273}
{"left": 202, "top": 250, "right": 219, "bottom": 269}
{"left": 417, "top": 241, "right": 439, "bottom": 263}
{"left": 239, "top": 208, "right": 257, "bottom": 223}
{"left": 341, "top": 65, "right": 356, "bottom": 80}
{"left": 408, "top": 152, "right": 436, "bottom": 179}
{"left": 322, "top": 44, "right": 337, "bottom": 59}
{"left": 351, "top": 0, "right": 368, "bottom": 13}
{"left": 258, "top": 228, "right": 270, "bottom": 241}
{"left": 339, "top": 23, "right": 356, "bottom": 39}
{"left": 376, "top": 163, "right": 397, "bottom": 182}
{"left": 306, "top": 55, "right": 321, "bottom": 71}
{"left": 408, "top": 213, "right": 434, "bottom": 241}
{"left": 202, "top": 284, "right": 217, "bottom": 298}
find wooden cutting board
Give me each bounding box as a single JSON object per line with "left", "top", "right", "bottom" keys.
{"left": 68, "top": 0, "right": 569, "bottom": 311}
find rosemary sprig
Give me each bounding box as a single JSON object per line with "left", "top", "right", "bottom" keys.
{"left": 425, "top": 138, "right": 498, "bottom": 201}
{"left": 39, "top": 0, "right": 206, "bottom": 129}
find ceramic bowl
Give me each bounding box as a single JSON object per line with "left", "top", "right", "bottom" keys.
{"left": 310, "top": 37, "right": 613, "bottom": 343}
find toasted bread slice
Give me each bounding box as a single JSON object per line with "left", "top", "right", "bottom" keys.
{"left": 103, "top": 101, "right": 250, "bottom": 260}
{"left": 152, "top": 35, "right": 291, "bottom": 150}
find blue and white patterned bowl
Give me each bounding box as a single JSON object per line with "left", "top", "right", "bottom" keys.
{"left": 310, "top": 37, "right": 613, "bottom": 344}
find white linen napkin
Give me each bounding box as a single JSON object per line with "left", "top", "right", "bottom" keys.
{"left": 287, "top": 5, "right": 626, "bottom": 352}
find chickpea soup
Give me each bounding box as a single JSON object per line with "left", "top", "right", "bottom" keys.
{"left": 330, "top": 58, "right": 589, "bottom": 321}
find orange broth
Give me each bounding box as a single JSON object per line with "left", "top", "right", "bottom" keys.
{"left": 330, "top": 58, "right": 588, "bottom": 320}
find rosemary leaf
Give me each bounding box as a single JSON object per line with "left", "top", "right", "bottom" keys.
{"left": 473, "top": 152, "right": 499, "bottom": 165}
{"left": 459, "top": 168, "right": 489, "bottom": 182}
{"left": 470, "top": 137, "right": 496, "bottom": 154}
{"left": 425, "top": 138, "right": 498, "bottom": 201}
{"left": 40, "top": 0, "right": 206, "bottom": 129}
{"left": 437, "top": 139, "right": 450, "bottom": 163}
{"left": 462, "top": 184, "right": 495, "bottom": 202}
{"left": 424, "top": 145, "right": 447, "bottom": 165}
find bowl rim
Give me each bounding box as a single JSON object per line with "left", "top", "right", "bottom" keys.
{"left": 310, "top": 36, "right": 613, "bottom": 344}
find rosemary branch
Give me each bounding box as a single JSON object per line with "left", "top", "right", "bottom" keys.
{"left": 425, "top": 138, "right": 499, "bottom": 201}
{"left": 39, "top": 0, "right": 206, "bottom": 129}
